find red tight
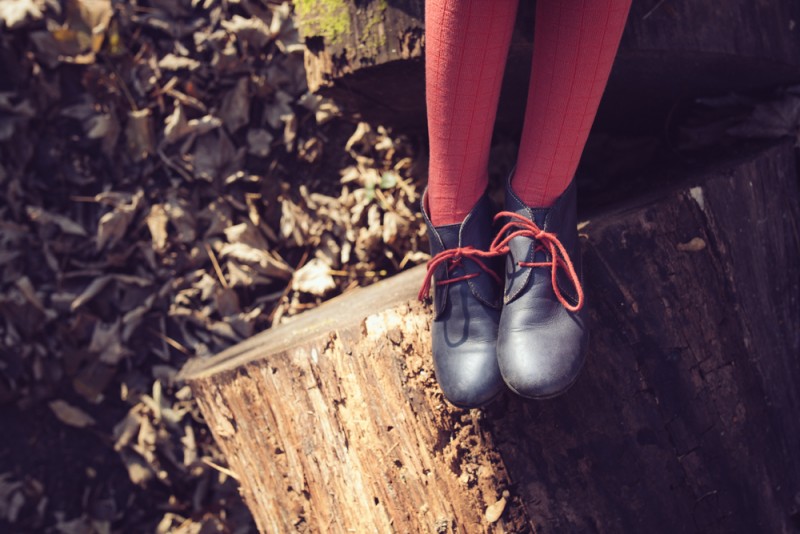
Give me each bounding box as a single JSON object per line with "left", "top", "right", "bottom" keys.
{"left": 425, "top": 0, "right": 632, "bottom": 226}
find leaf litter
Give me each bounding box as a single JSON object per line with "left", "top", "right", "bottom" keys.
{"left": 0, "top": 1, "right": 427, "bottom": 531}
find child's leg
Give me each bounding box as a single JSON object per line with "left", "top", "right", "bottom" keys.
{"left": 425, "top": 0, "right": 518, "bottom": 226}
{"left": 512, "top": 0, "right": 632, "bottom": 207}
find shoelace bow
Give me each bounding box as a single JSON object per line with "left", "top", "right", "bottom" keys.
{"left": 489, "top": 211, "right": 584, "bottom": 312}
{"left": 418, "top": 246, "right": 502, "bottom": 301}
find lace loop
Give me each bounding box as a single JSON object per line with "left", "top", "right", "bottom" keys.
{"left": 418, "top": 246, "right": 502, "bottom": 301}
{"left": 490, "top": 211, "right": 584, "bottom": 312}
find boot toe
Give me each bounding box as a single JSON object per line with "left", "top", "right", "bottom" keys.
{"left": 498, "top": 313, "right": 586, "bottom": 399}
{"left": 434, "top": 342, "right": 504, "bottom": 408}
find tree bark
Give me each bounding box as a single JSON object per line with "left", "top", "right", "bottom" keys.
{"left": 179, "top": 141, "right": 800, "bottom": 533}
{"left": 294, "top": 0, "right": 800, "bottom": 132}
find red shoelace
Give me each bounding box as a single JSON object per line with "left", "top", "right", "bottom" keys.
{"left": 489, "top": 211, "right": 584, "bottom": 312}
{"left": 418, "top": 246, "right": 502, "bottom": 301}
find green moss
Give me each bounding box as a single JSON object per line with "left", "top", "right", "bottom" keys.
{"left": 294, "top": 0, "right": 351, "bottom": 46}
{"left": 358, "top": 0, "right": 387, "bottom": 55}
{"left": 294, "top": 0, "right": 390, "bottom": 55}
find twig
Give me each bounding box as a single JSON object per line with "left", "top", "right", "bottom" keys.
{"left": 204, "top": 243, "right": 229, "bottom": 288}
{"left": 373, "top": 187, "right": 393, "bottom": 212}
{"left": 201, "top": 458, "right": 240, "bottom": 481}
{"left": 267, "top": 249, "right": 309, "bottom": 324}
{"left": 148, "top": 328, "right": 192, "bottom": 356}
{"left": 102, "top": 57, "right": 139, "bottom": 111}
{"left": 158, "top": 148, "right": 194, "bottom": 182}
{"left": 165, "top": 87, "right": 208, "bottom": 113}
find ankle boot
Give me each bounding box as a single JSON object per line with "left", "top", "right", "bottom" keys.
{"left": 492, "top": 175, "right": 587, "bottom": 399}
{"left": 419, "top": 191, "right": 505, "bottom": 408}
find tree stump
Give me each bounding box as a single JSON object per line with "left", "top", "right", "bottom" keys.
{"left": 179, "top": 141, "right": 800, "bottom": 533}
{"left": 294, "top": 0, "right": 800, "bottom": 132}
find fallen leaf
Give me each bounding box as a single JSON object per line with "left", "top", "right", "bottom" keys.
{"left": 126, "top": 108, "right": 155, "bottom": 160}
{"left": 221, "top": 14, "right": 273, "bottom": 49}
{"left": 728, "top": 94, "right": 800, "bottom": 144}
{"left": 70, "top": 275, "right": 114, "bottom": 311}
{"left": 26, "top": 206, "right": 88, "bottom": 236}
{"left": 191, "top": 130, "right": 239, "bottom": 182}
{"left": 292, "top": 258, "right": 335, "bottom": 296}
{"left": 219, "top": 242, "right": 292, "bottom": 280}
{"left": 163, "top": 102, "right": 221, "bottom": 145}
{"left": 48, "top": 399, "right": 96, "bottom": 428}
{"left": 89, "top": 320, "right": 132, "bottom": 365}
{"left": 0, "top": 0, "right": 44, "bottom": 30}
{"left": 263, "top": 90, "right": 293, "bottom": 129}
{"left": 146, "top": 204, "right": 169, "bottom": 251}
{"left": 163, "top": 195, "right": 196, "bottom": 243}
{"left": 247, "top": 128, "right": 273, "bottom": 157}
{"left": 219, "top": 77, "right": 250, "bottom": 133}
{"left": 158, "top": 54, "right": 200, "bottom": 71}
{"left": 96, "top": 190, "right": 143, "bottom": 250}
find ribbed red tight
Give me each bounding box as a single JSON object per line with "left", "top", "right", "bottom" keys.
{"left": 425, "top": 0, "right": 632, "bottom": 226}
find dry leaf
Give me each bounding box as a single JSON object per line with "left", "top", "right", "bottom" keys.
{"left": 89, "top": 320, "right": 133, "bottom": 365}
{"left": 158, "top": 54, "right": 200, "bottom": 71}
{"left": 0, "top": 0, "right": 44, "bottom": 29}
{"left": 264, "top": 90, "right": 293, "bottom": 129}
{"left": 163, "top": 196, "right": 196, "bottom": 243}
{"left": 71, "top": 275, "right": 114, "bottom": 311}
{"left": 292, "top": 258, "right": 335, "bottom": 296}
{"left": 192, "top": 130, "right": 238, "bottom": 182}
{"left": 728, "top": 94, "right": 800, "bottom": 145}
{"left": 146, "top": 204, "right": 169, "bottom": 251}
{"left": 121, "top": 452, "right": 153, "bottom": 485}
{"left": 214, "top": 287, "right": 240, "bottom": 317}
{"left": 0, "top": 473, "right": 25, "bottom": 522}
{"left": 126, "top": 109, "right": 155, "bottom": 160}
{"left": 48, "top": 399, "right": 97, "bottom": 428}
{"left": 26, "top": 206, "right": 88, "bottom": 236}
{"left": 96, "top": 190, "right": 143, "bottom": 250}
{"left": 219, "top": 242, "right": 292, "bottom": 280}
{"left": 219, "top": 77, "right": 250, "bottom": 133}
{"left": 221, "top": 14, "right": 273, "bottom": 49}
{"left": 247, "top": 128, "right": 273, "bottom": 157}
{"left": 163, "top": 102, "right": 221, "bottom": 145}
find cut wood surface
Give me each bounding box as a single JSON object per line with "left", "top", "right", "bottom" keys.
{"left": 182, "top": 267, "right": 524, "bottom": 532}
{"left": 295, "top": 0, "right": 800, "bottom": 131}
{"left": 180, "top": 141, "right": 800, "bottom": 533}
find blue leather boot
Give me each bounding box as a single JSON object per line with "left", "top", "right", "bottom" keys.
{"left": 491, "top": 175, "right": 587, "bottom": 399}
{"left": 419, "top": 191, "right": 505, "bottom": 408}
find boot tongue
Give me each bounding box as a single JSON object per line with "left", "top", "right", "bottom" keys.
{"left": 502, "top": 182, "right": 552, "bottom": 302}
{"left": 533, "top": 210, "right": 547, "bottom": 228}
{"left": 503, "top": 178, "right": 581, "bottom": 306}
{"left": 429, "top": 195, "right": 501, "bottom": 310}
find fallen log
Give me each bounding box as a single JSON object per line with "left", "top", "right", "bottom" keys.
{"left": 179, "top": 140, "right": 800, "bottom": 533}
{"left": 294, "top": 0, "right": 800, "bottom": 132}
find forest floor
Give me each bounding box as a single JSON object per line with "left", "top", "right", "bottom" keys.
{"left": 1, "top": 1, "right": 798, "bottom": 533}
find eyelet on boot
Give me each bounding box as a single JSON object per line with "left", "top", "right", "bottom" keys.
{"left": 490, "top": 174, "right": 588, "bottom": 399}
{"left": 419, "top": 190, "right": 505, "bottom": 408}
